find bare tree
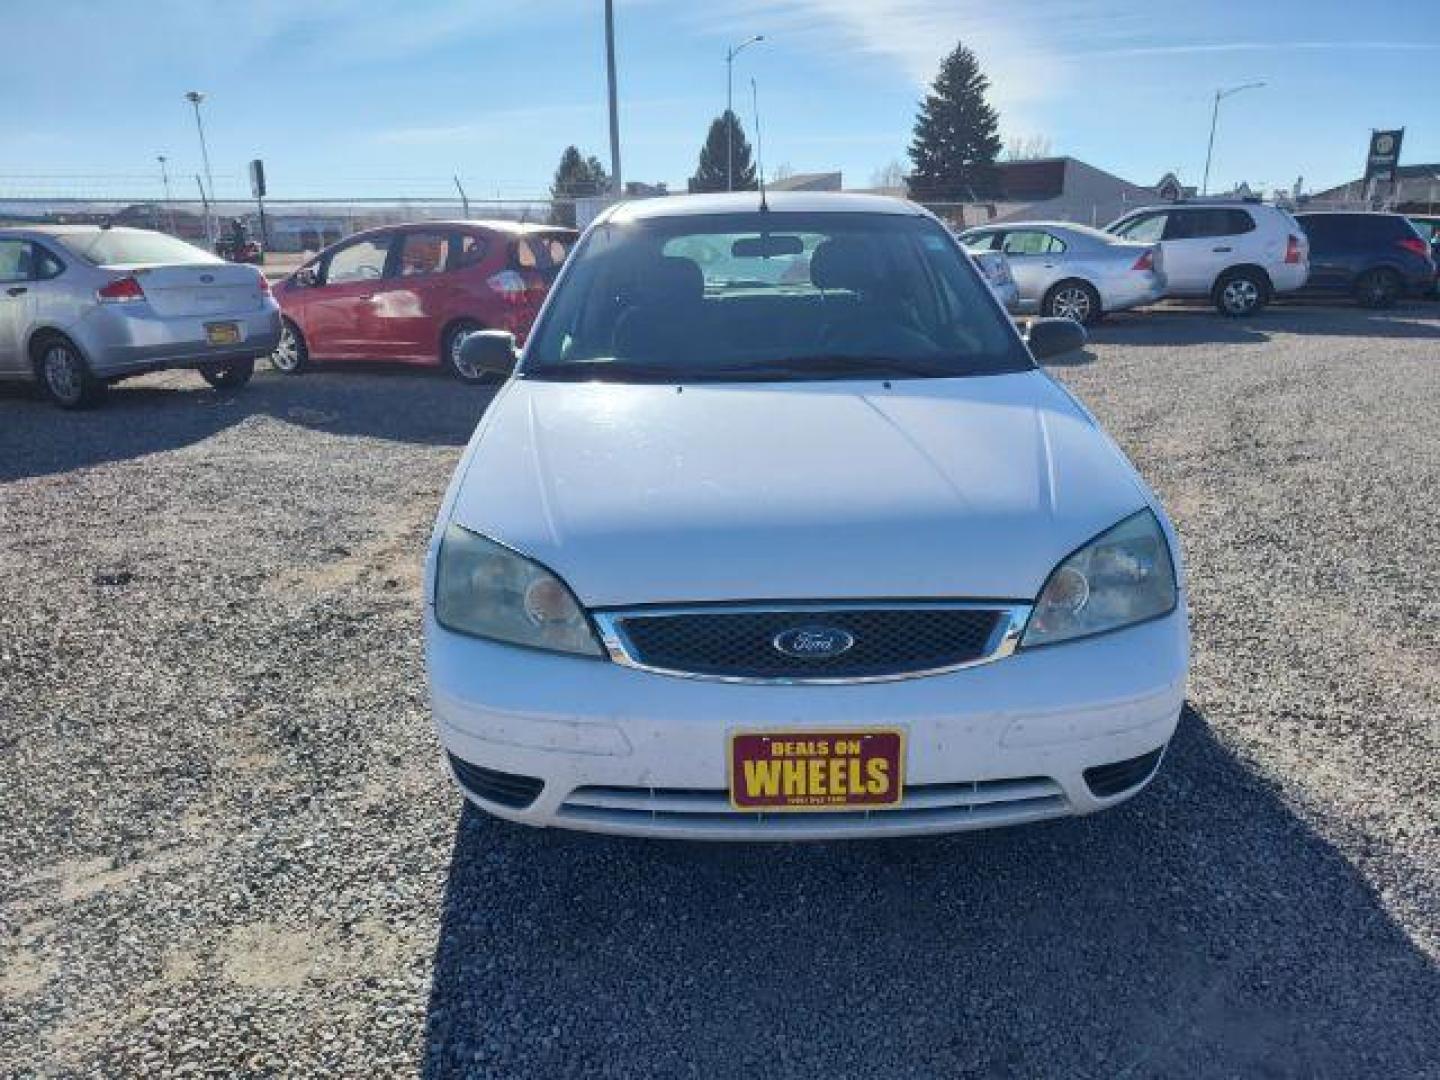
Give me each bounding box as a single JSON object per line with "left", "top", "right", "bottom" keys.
{"left": 771, "top": 162, "right": 795, "bottom": 182}
{"left": 1004, "top": 134, "right": 1053, "bottom": 161}
{"left": 869, "top": 159, "right": 908, "bottom": 191}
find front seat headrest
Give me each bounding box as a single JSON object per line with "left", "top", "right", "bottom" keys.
{"left": 810, "top": 237, "right": 881, "bottom": 293}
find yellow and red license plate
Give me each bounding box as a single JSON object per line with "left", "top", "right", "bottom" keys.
{"left": 728, "top": 729, "right": 905, "bottom": 811}
{"left": 205, "top": 321, "right": 241, "bottom": 346}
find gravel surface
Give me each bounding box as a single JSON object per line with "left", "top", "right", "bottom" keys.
{"left": 2, "top": 306, "right": 1438, "bottom": 1078}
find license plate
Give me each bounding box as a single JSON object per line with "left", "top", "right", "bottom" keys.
{"left": 728, "top": 729, "right": 904, "bottom": 811}
{"left": 205, "top": 322, "right": 241, "bottom": 346}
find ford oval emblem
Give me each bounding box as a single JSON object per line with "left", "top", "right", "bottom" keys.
{"left": 772, "top": 626, "right": 855, "bottom": 659}
{"left": 200, "top": 274, "right": 214, "bottom": 283}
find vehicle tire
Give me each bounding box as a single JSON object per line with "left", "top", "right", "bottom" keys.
{"left": 33, "top": 335, "right": 108, "bottom": 410}
{"left": 442, "top": 319, "right": 489, "bottom": 383}
{"left": 270, "top": 319, "right": 309, "bottom": 374}
{"left": 1042, "top": 280, "right": 1102, "bottom": 326}
{"left": 199, "top": 357, "right": 255, "bottom": 391}
{"left": 1213, "top": 269, "right": 1268, "bottom": 317}
{"left": 1354, "top": 267, "right": 1400, "bottom": 309}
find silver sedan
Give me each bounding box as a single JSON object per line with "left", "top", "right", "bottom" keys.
{"left": 0, "top": 226, "right": 281, "bottom": 408}
{"left": 959, "top": 222, "right": 1166, "bottom": 325}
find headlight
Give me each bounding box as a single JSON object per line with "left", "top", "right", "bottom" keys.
{"left": 434, "top": 524, "right": 603, "bottom": 657}
{"left": 1021, "top": 510, "right": 1177, "bottom": 648}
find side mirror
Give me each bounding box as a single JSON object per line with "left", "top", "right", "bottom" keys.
{"left": 1024, "top": 317, "right": 1086, "bottom": 360}
{"left": 294, "top": 265, "right": 319, "bottom": 288}
{"left": 458, "top": 329, "right": 519, "bottom": 378}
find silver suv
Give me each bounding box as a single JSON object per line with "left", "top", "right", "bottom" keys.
{"left": 1106, "top": 201, "right": 1309, "bottom": 316}
{"left": 0, "top": 226, "right": 281, "bottom": 408}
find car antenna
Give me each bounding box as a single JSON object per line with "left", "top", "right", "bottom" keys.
{"left": 751, "top": 77, "right": 768, "bottom": 212}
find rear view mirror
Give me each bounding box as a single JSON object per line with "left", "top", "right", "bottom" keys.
{"left": 458, "top": 330, "right": 519, "bottom": 378}
{"left": 294, "top": 265, "right": 318, "bottom": 287}
{"left": 1024, "top": 317, "right": 1086, "bottom": 360}
{"left": 732, "top": 234, "right": 804, "bottom": 258}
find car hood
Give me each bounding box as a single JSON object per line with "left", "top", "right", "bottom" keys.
{"left": 447, "top": 372, "right": 1151, "bottom": 606}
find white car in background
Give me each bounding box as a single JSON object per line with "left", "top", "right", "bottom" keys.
{"left": 0, "top": 225, "right": 280, "bottom": 408}
{"left": 1106, "top": 201, "right": 1308, "bottom": 316}
{"left": 424, "top": 192, "right": 1189, "bottom": 841}
{"left": 960, "top": 222, "right": 1166, "bottom": 325}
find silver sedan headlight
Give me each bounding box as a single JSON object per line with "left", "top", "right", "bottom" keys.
{"left": 1021, "top": 510, "right": 1177, "bottom": 648}
{"left": 435, "top": 524, "right": 603, "bottom": 656}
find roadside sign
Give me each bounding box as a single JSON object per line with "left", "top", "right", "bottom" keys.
{"left": 249, "top": 159, "right": 267, "bottom": 199}
{"left": 1364, "top": 130, "right": 1403, "bottom": 182}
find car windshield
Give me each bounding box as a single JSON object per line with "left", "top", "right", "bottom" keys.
{"left": 524, "top": 211, "right": 1030, "bottom": 382}
{"left": 59, "top": 229, "right": 218, "bottom": 267}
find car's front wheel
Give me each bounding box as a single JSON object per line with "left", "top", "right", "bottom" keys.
{"left": 1042, "top": 279, "right": 1102, "bottom": 326}
{"left": 1354, "top": 268, "right": 1400, "bottom": 309}
{"left": 199, "top": 357, "right": 255, "bottom": 391}
{"left": 443, "top": 320, "right": 489, "bottom": 383}
{"left": 270, "top": 320, "right": 309, "bottom": 374}
{"left": 1214, "top": 269, "right": 1267, "bottom": 317}
{"left": 34, "top": 336, "right": 107, "bottom": 410}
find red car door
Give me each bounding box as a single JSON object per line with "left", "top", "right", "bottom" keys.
{"left": 299, "top": 232, "right": 395, "bottom": 359}
{"left": 366, "top": 228, "right": 460, "bottom": 362}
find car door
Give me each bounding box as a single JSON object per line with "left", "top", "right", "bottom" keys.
{"left": 1155, "top": 208, "right": 1234, "bottom": 294}
{"left": 996, "top": 229, "right": 1066, "bottom": 303}
{"left": 0, "top": 239, "right": 36, "bottom": 374}
{"left": 301, "top": 233, "right": 396, "bottom": 359}
{"left": 366, "top": 229, "right": 460, "bottom": 361}
{"left": 1298, "top": 216, "right": 1350, "bottom": 292}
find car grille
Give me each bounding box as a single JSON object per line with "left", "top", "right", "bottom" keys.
{"left": 597, "top": 604, "right": 1023, "bottom": 682}
{"left": 557, "top": 778, "right": 1069, "bottom": 837}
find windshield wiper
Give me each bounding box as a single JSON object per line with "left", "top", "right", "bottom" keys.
{"left": 750, "top": 354, "right": 964, "bottom": 379}
{"left": 524, "top": 361, "right": 698, "bottom": 383}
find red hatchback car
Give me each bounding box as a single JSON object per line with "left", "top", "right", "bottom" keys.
{"left": 269, "top": 221, "right": 576, "bottom": 381}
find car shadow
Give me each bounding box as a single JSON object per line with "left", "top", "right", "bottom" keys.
{"left": 1090, "top": 302, "right": 1440, "bottom": 347}
{"left": 0, "top": 366, "right": 496, "bottom": 483}
{"left": 422, "top": 706, "right": 1437, "bottom": 1078}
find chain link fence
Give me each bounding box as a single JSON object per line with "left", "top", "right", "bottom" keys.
{"left": 0, "top": 197, "right": 575, "bottom": 257}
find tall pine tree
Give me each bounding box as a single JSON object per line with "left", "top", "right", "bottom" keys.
{"left": 907, "top": 43, "right": 1002, "bottom": 201}
{"left": 548, "top": 146, "right": 611, "bottom": 228}
{"left": 689, "top": 111, "right": 758, "bottom": 193}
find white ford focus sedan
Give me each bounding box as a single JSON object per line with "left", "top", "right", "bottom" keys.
{"left": 424, "top": 193, "right": 1188, "bottom": 840}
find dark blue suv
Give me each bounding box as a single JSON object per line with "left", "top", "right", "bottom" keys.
{"left": 1293, "top": 212, "right": 1436, "bottom": 307}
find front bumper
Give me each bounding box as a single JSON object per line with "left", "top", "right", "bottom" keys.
{"left": 74, "top": 302, "right": 282, "bottom": 377}
{"left": 427, "top": 607, "right": 1188, "bottom": 840}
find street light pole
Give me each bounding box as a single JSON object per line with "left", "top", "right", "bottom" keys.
{"left": 185, "top": 90, "right": 217, "bottom": 247}
{"left": 156, "top": 154, "right": 176, "bottom": 234}
{"left": 1202, "top": 81, "right": 1265, "bottom": 196}
{"left": 604, "top": 0, "right": 622, "bottom": 197}
{"left": 726, "top": 35, "right": 764, "bottom": 192}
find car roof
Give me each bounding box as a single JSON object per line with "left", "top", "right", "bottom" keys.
{"left": 1294, "top": 210, "right": 1404, "bottom": 218}
{"left": 600, "top": 191, "right": 926, "bottom": 225}
{"left": 3, "top": 224, "right": 136, "bottom": 237}
{"left": 1117, "top": 202, "right": 1273, "bottom": 215}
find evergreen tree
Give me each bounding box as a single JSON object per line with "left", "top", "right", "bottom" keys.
{"left": 690, "top": 111, "right": 758, "bottom": 193}
{"left": 907, "top": 43, "right": 1002, "bottom": 201}
{"left": 549, "top": 146, "right": 611, "bottom": 228}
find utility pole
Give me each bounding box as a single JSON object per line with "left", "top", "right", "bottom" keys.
{"left": 604, "top": 0, "right": 622, "bottom": 197}
{"left": 1202, "top": 81, "right": 1264, "bottom": 196}
{"left": 185, "top": 91, "right": 217, "bottom": 247}
{"left": 726, "top": 35, "right": 764, "bottom": 192}
{"left": 454, "top": 175, "right": 470, "bottom": 218}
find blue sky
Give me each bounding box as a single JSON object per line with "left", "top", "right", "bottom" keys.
{"left": 5, "top": 0, "right": 1438, "bottom": 202}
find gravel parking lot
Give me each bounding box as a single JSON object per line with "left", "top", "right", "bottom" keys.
{"left": 2, "top": 303, "right": 1437, "bottom": 1078}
